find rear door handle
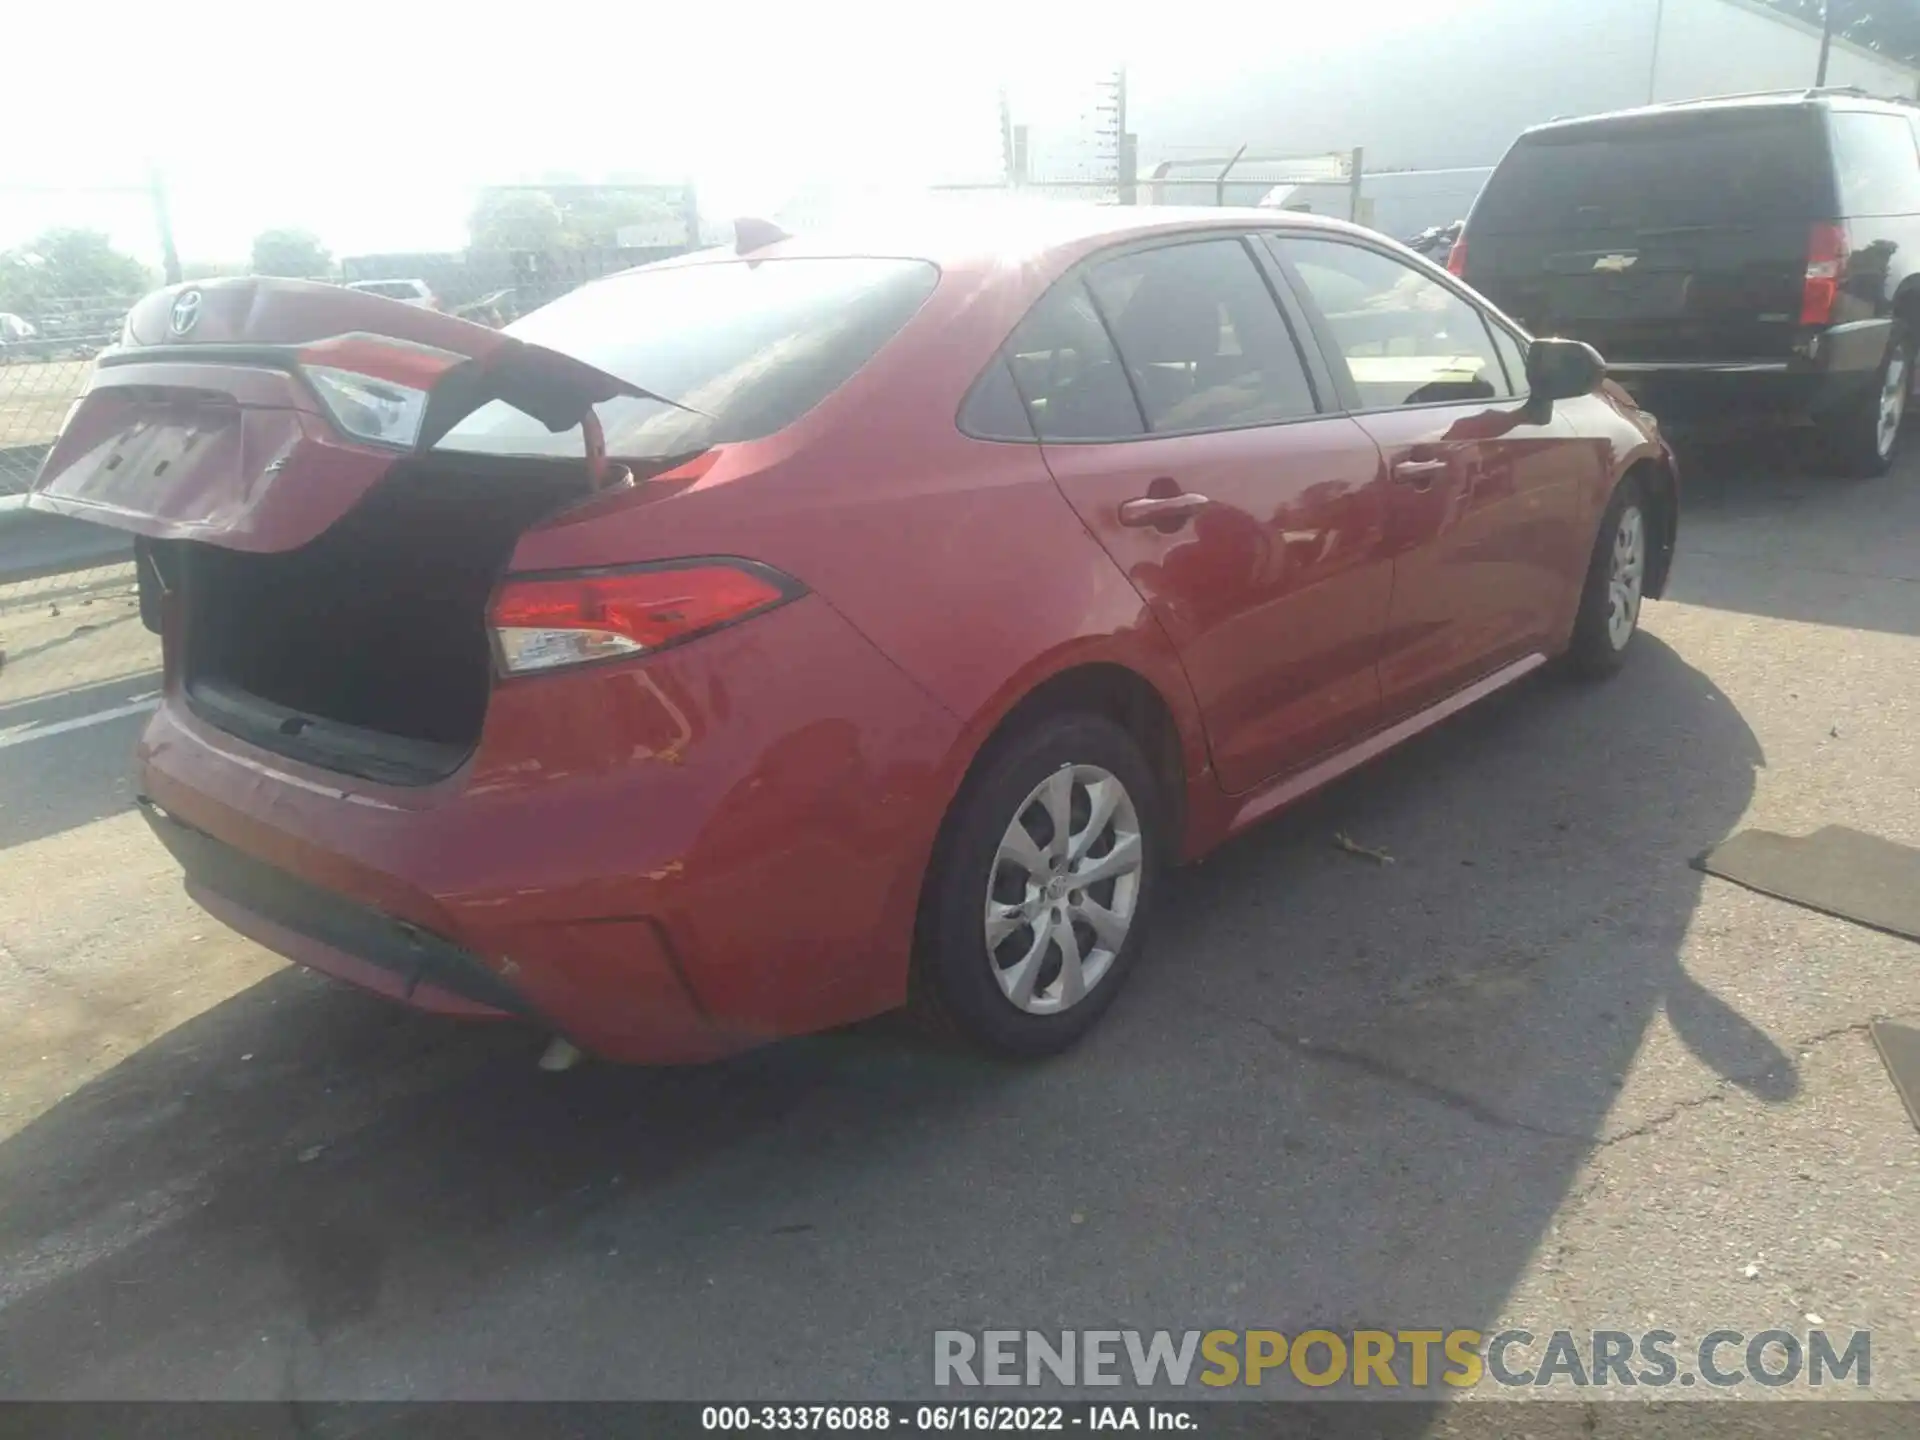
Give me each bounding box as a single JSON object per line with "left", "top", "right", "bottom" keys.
{"left": 1392, "top": 459, "right": 1449, "bottom": 491}
{"left": 1119, "top": 493, "right": 1211, "bottom": 529}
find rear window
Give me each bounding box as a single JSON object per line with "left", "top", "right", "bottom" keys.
{"left": 1828, "top": 110, "right": 1920, "bottom": 217}
{"left": 1472, "top": 109, "right": 1832, "bottom": 234}
{"left": 438, "top": 257, "right": 939, "bottom": 458}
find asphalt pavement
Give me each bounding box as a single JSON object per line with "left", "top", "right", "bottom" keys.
{"left": 0, "top": 442, "right": 1917, "bottom": 1419}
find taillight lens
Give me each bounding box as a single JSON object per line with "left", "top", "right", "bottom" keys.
{"left": 299, "top": 333, "right": 467, "bottom": 449}
{"left": 1446, "top": 236, "right": 1468, "bottom": 277}
{"left": 489, "top": 561, "right": 802, "bottom": 676}
{"left": 1801, "top": 222, "right": 1850, "bottom": 326}
{"left": 302, "top": 365, "right": 431, "bottom": 447}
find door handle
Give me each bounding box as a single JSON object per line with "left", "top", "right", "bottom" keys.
{"left": 1392, "top": 458, "right": 1449, "bottom": 491}
{"left": 1119, "top": 492, "right": 1211, "bottom": 529}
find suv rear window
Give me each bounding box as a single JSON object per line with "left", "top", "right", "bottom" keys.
{"left": 439, "top": 257, "right": 938, "bottom": 458}
{"left": 1828, "top": 110, "right": 1920, "bottom": 217}
{"left": 1472, "top": 109, "right": 1832, "bottom": 234}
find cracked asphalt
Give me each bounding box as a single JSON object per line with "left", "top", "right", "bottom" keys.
{"left": 0, "top": 439, "right": 1917, "bottom": 1424}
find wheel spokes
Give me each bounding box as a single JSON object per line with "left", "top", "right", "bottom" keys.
{"left": 1072, "top": 831, "right": 1142, "bottom": 889}
{"left": 1069, "top": 777, "right": 1123, "bottom": 865}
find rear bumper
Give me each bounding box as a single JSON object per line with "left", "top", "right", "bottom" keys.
{"left": 135, "top": 594, "right": 961, "bottom": 1064}
{"left": 1605, "top": 321, "right": 1893, "bottom": 429}
{"left": 139, "top": 795, "right": 533, "bottom": 1020}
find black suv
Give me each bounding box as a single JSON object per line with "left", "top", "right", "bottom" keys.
{"left": 1454, "top": 88, "right": 1920, "bottom": 475}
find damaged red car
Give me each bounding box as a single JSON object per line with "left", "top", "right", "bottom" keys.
{"left": 30, "top": 209, "right": 1678, "bottom": 1063}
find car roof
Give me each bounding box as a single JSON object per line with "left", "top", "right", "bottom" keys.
{"left": 640, "top": 202, "right": 1377, "bottom": 281}
{"left": 1519, "top": 87, "right": 1918, "bottom": 142}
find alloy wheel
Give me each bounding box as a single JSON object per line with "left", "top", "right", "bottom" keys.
{"left": 1607, "top": 504, "right": 1646, "bottom": 651}
{"left": 984, "top": 764, "right": 1144, "bottom": 1015}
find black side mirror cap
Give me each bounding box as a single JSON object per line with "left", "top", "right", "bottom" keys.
{"left": 1526, "top": 337, "right": 1607, "bottom": 402}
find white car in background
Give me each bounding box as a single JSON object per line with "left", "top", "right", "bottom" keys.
{"left": 343, "top": 278, "right": 441, "bottom": 310}
{"left": 0, "top": 312, "right": 37, "bottom": 360}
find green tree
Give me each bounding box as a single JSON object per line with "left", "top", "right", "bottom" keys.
{"left": 0, "top": 228, "right": 151, "bottom": 310}
{"left": 468, "top": 189, "right": 566, "bottom": 251}
{"left": 468, "top": 185, "right": 686, "bottom": 251}
{"left": 250, "top": 228, "right": 333, "bottom": 278}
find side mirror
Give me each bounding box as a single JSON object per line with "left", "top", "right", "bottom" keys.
{"left": 1526, "top": 337, "right": 1607, "bottom": 403}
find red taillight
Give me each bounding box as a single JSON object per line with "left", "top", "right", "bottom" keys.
{"left": 1801, "top": 222, "right": 1850, "bottom": 326}
{"left": 488, "top": 561, "right": 800, "bottom": 676}
{"left": 1446, "top": 236, "right": 1468, "bottom": 278}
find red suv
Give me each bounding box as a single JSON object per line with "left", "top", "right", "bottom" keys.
{"left": 30, "top": 209, "right": 1677, "bottom": 1063}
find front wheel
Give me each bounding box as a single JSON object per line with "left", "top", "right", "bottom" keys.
{"left": 911, "top": 713, "right": 1162, "bottom": 1058}
{"left": 1565, "top": 474, "right": 1649, "bottom": 680}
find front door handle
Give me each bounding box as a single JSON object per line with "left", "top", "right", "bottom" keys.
{"left": 1392, "top": 458, "right": 1449, "bottom": 491}
{"left": 1119, "top": 493, "right": 1211, "bottom": 529}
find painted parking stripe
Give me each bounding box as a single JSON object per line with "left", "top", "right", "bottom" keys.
{"left": 0, "top": 694, "right": 161, "bottom": 751}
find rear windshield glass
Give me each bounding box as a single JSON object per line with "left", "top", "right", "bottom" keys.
{"left": 1829, "top": 110, "right": 1920, "bottom": 216}
{"left": 437, "top": 256, "right": 938, "bottom": 458}
{"left": 1472, "top": 110, "right": 1831, "bottom": 234}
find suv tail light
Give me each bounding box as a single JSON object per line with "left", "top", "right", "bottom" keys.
{"left": 1801, "top": 222, "right": 1851, "bottom": 326}
{"left": 1446, "top": 235, "right": 1468, "bottom": 278}
{"left": 489, "top": 561, "right": 803, "bottom": 676}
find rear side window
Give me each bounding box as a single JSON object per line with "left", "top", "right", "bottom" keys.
{"left": 439, "top": 257, "right": 938, "bottom": 458}
{"left": 1472, "top": 110, "right": 1831, "bottom": 233}
{"left": 1087, "top": 239, "right": 1319, "bottom": 432}
{"left": 1829, "top": 111, "right": 1920, "bottom": 217}
{"left": 1003, "top": 282, "right": 1147, "bottom": 442}
{"left": 958, "top": 356, "right": 1036, "bottom": 440}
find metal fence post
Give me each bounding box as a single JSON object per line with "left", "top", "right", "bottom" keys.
{"left": 1348, "top": 147, "right": 1366, "bottom": 225}
{"left": 1216, "top": 144, "right": 1249, "bottom": 206}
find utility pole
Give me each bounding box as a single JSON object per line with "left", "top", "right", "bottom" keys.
{"left": 1817, "top": 0, "right": 1836, "bottom": 86}
{"left": 1094, "top": 67, "right": 1127, "bottom": 201}
{"left": 148, "top": 166, "right": 181, "bottom": 285}
{"left": 998, "top": 87, "right": 1016, "bottom": 187}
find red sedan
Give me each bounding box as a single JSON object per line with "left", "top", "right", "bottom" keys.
{"left": 30, "top": 208, "right": 1677, "bottom": 1063}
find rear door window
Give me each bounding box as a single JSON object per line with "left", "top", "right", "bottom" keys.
{"left": 1472, "top": 109, "right": 1832, "bottom": 234}
{"left": 1086, "top": 238, "right": 1320, "bottom": 433}
{"left": 438, "top": 257, "right": 938, "bottom": 458}
{"left": 1829, "top": 111, "right": 1920, "bottom": 217}
{"left": 1002, "top": 282, "right": 1147, "bottom": 442}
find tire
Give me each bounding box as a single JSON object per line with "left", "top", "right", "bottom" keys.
{"left": 910, "top": 713, "right": 1163, "bottom": 1059}
{"left": 1565, "top": 473, "right": 1650, "bottom": 680}
{"left": 1820, "top": 324, "right": 1912, "bottom": 478}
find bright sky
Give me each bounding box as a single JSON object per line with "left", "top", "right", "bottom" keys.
{"left": 1, "top": 0, "right": 1436, "bottom": 266}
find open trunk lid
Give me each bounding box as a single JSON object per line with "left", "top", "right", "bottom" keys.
{"left": 1466, "top": 106, "right": 1835, "bottom": 364}
{"left": 26, "top": 276, "right": 649, "bottom": 550}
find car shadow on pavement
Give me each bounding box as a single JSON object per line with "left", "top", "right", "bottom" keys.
{"left": 0, "top": 636, "right": 1770, "bottom": 1419}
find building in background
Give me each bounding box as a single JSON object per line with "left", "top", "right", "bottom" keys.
{"left": 1128, "top": 0, "right": 1920, "bottom": 234}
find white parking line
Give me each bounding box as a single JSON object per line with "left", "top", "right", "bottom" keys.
{"left": 0, "top": 694, "right": 161, "bottom": 751}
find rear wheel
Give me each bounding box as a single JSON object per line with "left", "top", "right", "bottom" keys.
{"left": 1821, "top": 325, "right": 1912, "bottom": 478}
{"left": 911, "top": 713, "right": 1161, "bottom": 1058}
{"left": 1565, "top": 474, "right": 1648, "bottom": 680}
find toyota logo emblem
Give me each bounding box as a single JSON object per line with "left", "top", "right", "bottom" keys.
{"left": 168, "top": 289, "right": 203, "bottom": 337}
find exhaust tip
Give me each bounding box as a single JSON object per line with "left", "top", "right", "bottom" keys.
{"left": 538, "top": 1037, "right": 585, "bottom": 1072}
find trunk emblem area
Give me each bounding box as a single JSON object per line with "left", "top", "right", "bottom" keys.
{"left": 168, "top": 289, "right": 204, "bottom": 336}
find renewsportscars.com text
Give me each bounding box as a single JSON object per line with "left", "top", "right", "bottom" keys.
{"left": 933, "top": 1329, "right": 1871, "bottom": 1390}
